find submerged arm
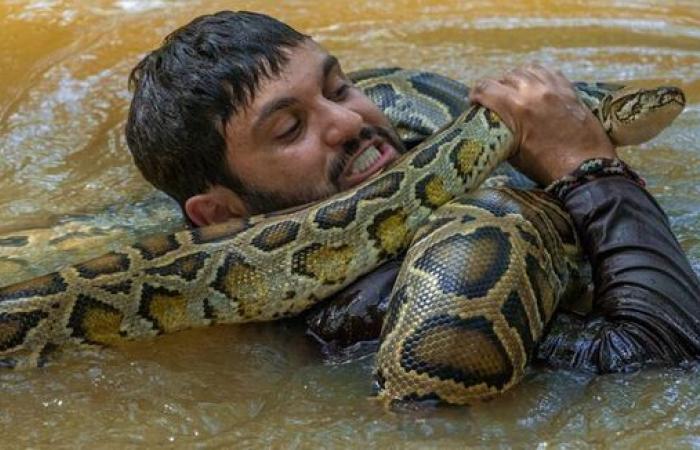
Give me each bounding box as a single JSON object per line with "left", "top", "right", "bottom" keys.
{"left": 538, "top": 176, "right": 700, "bottom": 371}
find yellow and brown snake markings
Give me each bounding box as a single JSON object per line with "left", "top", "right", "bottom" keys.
{"left": 415, "top": 174, "right": 454, "bottom": 209}
{"left": 144, "top": 252, "right": 210, "bottom": 281}
{"left": 0, "top": 310, "right": 47, "bottom": 352}
{"left": 98, "top": 280, "right": 133, "bottom": 295}
{"left": 190, "top": 219, "right": 251, "bottom": 244}
{"left": 133, "top": 234, "right": 182, "bottom": 260}
{"left": 313, "top": 172, "right": 404, "bottom": 229}
{"left": 292, "top": 243, "right": 356, "bottom": 285}
{"left": 373, "top": 188, "right": 576, "bottom": 403}
{"left": 368, "top": 208, "right": 412, "bottom": 257}
{"left": 68, "top": 294, "right": 125, "bottom": 344}
{"left": 211, "top": 252, "right": 267, "bottom": 308}
{"left": 0, "top": 272, "right": 67, "bottom": 300}
{"left": 251, "top": 221, "right": 301, "bottom": 251}
{"left": 137, "top": 284, "right": 190, "bottom": 333}
{"left": 0, "top": 69, "right": 687, "bottom": 404}
{"left": 75, "top": 252, "right": 131, "bottom": 279}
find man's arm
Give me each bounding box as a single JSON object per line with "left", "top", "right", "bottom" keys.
{"left": 537, "top": 176, "right": 700, "bottom": 371}
{"left": 307, "top": 65, "right": 700, "bottom": 370}
{"left": 471, "top": 64, "right": 700, "bottom": 371}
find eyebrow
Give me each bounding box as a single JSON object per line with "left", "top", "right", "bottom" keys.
{"left": 254, "top": 97, "right": 297, "bottom": 131}
{"left": 253, "top": 54, "right": 341, "bottom": 131}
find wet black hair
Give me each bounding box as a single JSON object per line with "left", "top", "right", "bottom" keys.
{"left": 125, "top": 10, "right": 308, "bottom": 212}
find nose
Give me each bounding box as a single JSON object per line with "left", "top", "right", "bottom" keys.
{"left": 321, "top": 99, "right": 364, "bottom": 149}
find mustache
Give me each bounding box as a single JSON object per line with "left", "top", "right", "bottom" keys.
{"left": 342, "top": 127, "right": 374, "bottom": 154}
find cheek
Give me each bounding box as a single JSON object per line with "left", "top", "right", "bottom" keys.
{"left": 279, "top": 140, "right": 332, "bottom": 179}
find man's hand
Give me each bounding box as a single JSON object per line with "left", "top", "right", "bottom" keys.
{"left": 470, "top": 64, "right": 617, "bottom": 185}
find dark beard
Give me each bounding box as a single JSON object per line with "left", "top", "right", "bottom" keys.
{"left": 238, "top": 125, "right": 405, "bottom": 215}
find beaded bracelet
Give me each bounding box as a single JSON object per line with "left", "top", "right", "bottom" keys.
{"left": 544, "top": 158, "right": 646, "bottom": 200}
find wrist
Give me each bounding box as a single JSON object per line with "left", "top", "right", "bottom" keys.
{"left": 544, "top": 157, "right": 646, "bottom": 200}
{"left": 545, "top": 146, "right": 617, "bottom": 184}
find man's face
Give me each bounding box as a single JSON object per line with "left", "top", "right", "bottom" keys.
{"left": 224, "top": 40, "right": 403, "bottom": 215}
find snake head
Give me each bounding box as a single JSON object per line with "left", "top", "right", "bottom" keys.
{"left": 599, "top": 85, "right": 686, "bottom": 146}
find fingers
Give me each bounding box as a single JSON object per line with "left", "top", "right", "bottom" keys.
{"left": 501, "top": 67, "right": 540, "bottom": 88}
{"left": 524, "top": 63, "right": 556, "bottom": 84}
{"left": 469, "top": 65, "right": 561, "bottom": 133}
{"left": 469, "top": 64, "right": 612, "bottom": 184}
{"left": 470, "top": 64, "right": 575, "bottom": 115}
{"left": 526, "top": 64, "right": 574, "bottom": 94}
{"left": 502, "top": 64, "right": 571, "bottom": 90}
{"left": 469, "top": 78, "right": 519, "bottom": 134}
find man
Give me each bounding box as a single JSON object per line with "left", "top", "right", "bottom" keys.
{"left": 126, "top": 11, "right": 700, "bottom": 373}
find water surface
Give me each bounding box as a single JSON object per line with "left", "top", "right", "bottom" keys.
{"left": 0, "top": 0, "right": 699, "bottom": 448}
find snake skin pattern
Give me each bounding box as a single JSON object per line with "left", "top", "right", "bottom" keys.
{"left": 0, "top": 69, "right": 685, "bottom": 405}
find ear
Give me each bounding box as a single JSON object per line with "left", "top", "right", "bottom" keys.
{"left": 184, "top": 186, "right": 249, "bottom": 227}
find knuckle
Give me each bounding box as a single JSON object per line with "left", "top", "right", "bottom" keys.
{"left": 541, "top": 90, "right": 560, "bottom": 103}
{"left": 510, "top": 97, "right": 531, "bottom": 114}
{"left": 513, "top": 68, "right": 528, "bottom": 78}
{"left": 503, "top": 69, "right": 521, "bottom": 80}
{"left": 472, "top": 78, "right": 493, "bottom": 94}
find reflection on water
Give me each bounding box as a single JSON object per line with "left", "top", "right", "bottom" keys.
{"left": 0, "top": 0, "right": 699, "bottom": 447}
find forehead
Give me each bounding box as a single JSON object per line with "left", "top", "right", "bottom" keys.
{"left": 249, "top": 41, "right": 329, "bottom": 109}
{"left": 225, "top": 40, "right": 332, "bottom": 136}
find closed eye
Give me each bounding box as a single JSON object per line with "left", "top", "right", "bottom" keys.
{"left": 278, "top": 119, "right": 301, "bottom": 141}
{"left": 330, "top": 83, "right": 351, "bottom": 101}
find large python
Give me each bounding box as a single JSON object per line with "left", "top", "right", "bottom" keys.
{"left": 0, "top": 69, "right": 685, "bottom": 405}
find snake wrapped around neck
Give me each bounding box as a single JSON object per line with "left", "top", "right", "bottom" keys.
{"left": 0, "top": 68, "right": 685, "bottom": 405}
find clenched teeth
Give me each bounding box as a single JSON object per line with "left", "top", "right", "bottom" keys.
{"left": 350, "top": 146, "right": 382, "bottom": 174}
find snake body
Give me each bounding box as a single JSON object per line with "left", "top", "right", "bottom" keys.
{"left": 0, "top": 69, "right": 685, "bottom": 405}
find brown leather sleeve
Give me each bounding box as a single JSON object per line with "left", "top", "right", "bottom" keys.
{"left": 304, "top": 259, "right": 401, "bottom": 359}
{"left": 536, "top": 176, "right": 700, "bottom": 372}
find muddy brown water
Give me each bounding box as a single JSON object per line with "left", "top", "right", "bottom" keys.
{"left": 0, "top": 0, "right": 699, "bottom": 448}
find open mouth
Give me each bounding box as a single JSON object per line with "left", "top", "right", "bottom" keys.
{"left": 341, "top": 139, "right": 398, "bottom": 188}
{"left": 350, "top": 144, "right": 383, "bottom": 175}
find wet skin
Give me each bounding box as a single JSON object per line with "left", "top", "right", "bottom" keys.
{"left": 185, "top": 40, "right": 404, "bottom": 225}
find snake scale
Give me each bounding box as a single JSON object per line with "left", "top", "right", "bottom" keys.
{"left": 0, "top": 68, "right": 685, "bottom": 405}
